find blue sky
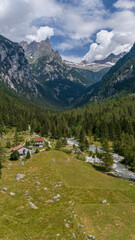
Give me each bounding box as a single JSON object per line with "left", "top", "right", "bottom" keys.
{"left": 0, "top": 0, "right": 135, "bottom": 62}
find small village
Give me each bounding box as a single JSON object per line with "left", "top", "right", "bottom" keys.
{"left": 11, "top": 137, "right": 48, "bottom": 159}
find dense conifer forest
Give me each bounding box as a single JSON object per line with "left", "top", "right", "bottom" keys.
{"left": 0, "top": 83, "right": 135, "bottom": 170}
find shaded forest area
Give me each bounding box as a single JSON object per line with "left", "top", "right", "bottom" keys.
{"left": 0, "top": 86, "right": 135, "bottom": 170}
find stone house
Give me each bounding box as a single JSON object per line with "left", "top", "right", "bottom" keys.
{"left": 34, "top": 137, "right": 44, "bottom": 147}
{"left": 12, "top": 145, "right": 32, "bottom": 156}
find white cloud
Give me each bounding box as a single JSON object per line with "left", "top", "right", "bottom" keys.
{"left": 84, "top": 29, "right": 134, "bottom": 62}
{"left": 114, "top": 0, "right": 135, "bottom": 9}
{"left": 84, "top": 30, "right": 114, "bottom": 62}
{"left": 27, "top": 26, "right": 54, "bottom": 42}
{"left": 84, "top": 2, "right": 135, "bottom": 63}
{"left": 61, "top": 55, "right": 83, "bottom": 63}
{"left": 0, "top": 0, "right": 135, "bottom": 63}
{"left": 0, "top": 0, "right": 61, "bottom": 42}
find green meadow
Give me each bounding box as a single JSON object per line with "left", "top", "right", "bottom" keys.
{"left": 0, "top": 150, "right": 135, "bottom": 240}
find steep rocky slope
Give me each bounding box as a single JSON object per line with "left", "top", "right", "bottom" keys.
{"left": 78, "top": 43, "right": 135, "bottom": 105}
{"left": 20, "top": 39, "right": 93, "bottom": 106}
{"left": 0, "top": 35, "right": 37, "bottom": 98}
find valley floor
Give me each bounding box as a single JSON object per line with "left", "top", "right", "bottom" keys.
{"left": 0, "top": 150, "right": 135, "bottom": 240}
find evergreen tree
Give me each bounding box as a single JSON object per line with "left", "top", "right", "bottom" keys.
{"left": 13, "top": 130, "right": 19, "bottom": 146}
{"left": 6, "top": 140, "right": 11, "bottom": 148}
{"left": 26, "top": 151, "right": 31, "bottom": 159}
{"left": 55, "top": 139, "right": 62, "bottom": 150}
{"left": 101, "top": 139, "right": 114, "bottom": 171}
{"left": 10, "top": 151, "right": 20, "bottom": 161}
{"left": 0, "top": 145, "right": 5, "bottom": 174}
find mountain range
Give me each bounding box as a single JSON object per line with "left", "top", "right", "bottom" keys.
{"left": 0, "top": 34, "right": 135, "bottom": 109}
{"left": 78, "top": 43, "right": 135, "bottom": 105}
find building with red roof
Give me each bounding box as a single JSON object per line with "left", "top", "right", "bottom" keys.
{"left": 34, "top": 137, "right": 44, "bottom": 147}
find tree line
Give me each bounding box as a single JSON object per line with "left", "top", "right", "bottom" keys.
{"left": 1, "top": 87, "right": 135, "bottom": 170}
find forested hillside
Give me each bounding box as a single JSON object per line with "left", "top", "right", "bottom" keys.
{"left": 78, "top": 43, "right": 135, "bottom": 105}
{"left": 1, "top": 87, "right": 135, "bottom": 170}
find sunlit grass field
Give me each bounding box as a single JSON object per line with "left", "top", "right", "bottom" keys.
{"left": 0, "top": 150, "right": 135, "bottom": 239}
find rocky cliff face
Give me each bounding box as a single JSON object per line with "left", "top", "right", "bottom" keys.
{"left": 0, "top": 35, "right": 37, "bottom": 97}
{"left": 20, "top": 39, "right": 92, "bottom": 107}
{"left": 20, "top": 39, "right": 60, "bottom": 60}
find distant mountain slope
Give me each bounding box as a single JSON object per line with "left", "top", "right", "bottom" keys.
{"left": 20, "top": 39, "right": 93, "bottom": 107}
{"left": 64, "top": 52, "right": 125, "bottom": 85}
{"left": 78, "top": 43, "right": 135, "bottom": 105}
{"left": 0, "top": 35, "right": 92, "bottom": 108}
{"left": 0, "top": 35, "right": 37, "bottom": 98}
{"left": 93, "top": 52, "right": 126, "bottom": 65}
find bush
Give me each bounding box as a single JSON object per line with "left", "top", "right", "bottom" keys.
{"left": 76, "top": 154, "right": 86, "bottom": 161}
{"left": 10, "top": 151, "right": 20, "bottom": 161}
{"left": 62, "top": 149, "right": 72, "bottom": 154}
{"left": 46, "top": 147, "right": 51, "bottom": 151}
{"left": 6, "top": 141, "right": 11, "bottom": 148}
{"left": 55, "top": 139, "right": 62, "bottom": 150}
{"left": 25, "top": 141, "right": 31, "bottom": 147}
{"left": 35, "top": 148, "right": 39, "bottom": 153}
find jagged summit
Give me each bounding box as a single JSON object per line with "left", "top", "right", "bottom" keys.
{"left": 20, "top": 38, "right": 59, "bottom": 60}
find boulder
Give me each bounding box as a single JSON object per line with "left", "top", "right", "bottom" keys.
{"left": 36, "top": 181, "right": 40, "bottom": 185}
{"left": 65, "top": 223, "right": 70, "bottom": 228}
{"left": 75, "top": 149, "right": 82, "bottom": 154}
{"left": 8, "top": 192, "right": 15, "bottom": 196}
{"left": 77, "top": 224, "right": 84, "bottom": 228}
{"left": 15, "top": 174, "right": 25, "bottom": 180}
{"left": 53, "top": 194, "right": 60, "bottom": 200}
{"left": 72, "top": 233, "right": 76, "bottom": 238}
{"left": 18, "top": 162, "right": 24, "bottom": 166}
{"left": 88, "top": 235, "right": 96, "bottom": 239}
{"left": 51, "top": 159, "right": 55, "bottom": 162}
{"left": 1, "top": 187, "right": 7, "bottom": 191}
{"left": 29, "top": 202, "right": 38, "bottom": 209}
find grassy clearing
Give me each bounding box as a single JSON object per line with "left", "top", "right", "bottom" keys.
{"left": 0, "top": 150, "right": 135, "bottom": 239}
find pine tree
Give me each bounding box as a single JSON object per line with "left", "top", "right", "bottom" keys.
{"left": 55, "top": 139, "right": 62, "bottom": 150}
{"left": 26, "top": 151, "right": 31, "bottom": 159}
{"left": 101, "top": 139, "right": 113, "bottom": 171}
{"left": 10, "top": 150, "right": 20, "bottom": 161}
{"left": 0, "top": 145, "right": 5, "bottom": 173}
{"left": 6, "top": 140, "right": 11, "bottom": 148}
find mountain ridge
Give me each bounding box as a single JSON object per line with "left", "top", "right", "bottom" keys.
{"left": 77, "top": 43, "right": 135, "bottom": 105}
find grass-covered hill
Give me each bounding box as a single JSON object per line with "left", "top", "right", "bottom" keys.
{"left": 1, "top": 148, "right": 135, "bottom": 239}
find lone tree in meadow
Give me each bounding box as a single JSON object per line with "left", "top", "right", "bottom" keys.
{"left": 25, "top": 151, "right": 31, "bottom": 159}
{"left": 0, "top": 145, "right": 5, "bottom": 175}
{"left": 101, "top": 139, "right": 114, "bottom": 171}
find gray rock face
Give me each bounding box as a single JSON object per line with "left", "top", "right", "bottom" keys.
{"left": 15, "top": 174, "right": 25, "bottom": 180}
{"left": 20, "top": 39, "right": 90, "bottom": 107}
{"left": 20, "top": 39, "right": 54, "bottom": 60}
{"left": 0, "top": 35, "right": 37, "bottom": 97}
